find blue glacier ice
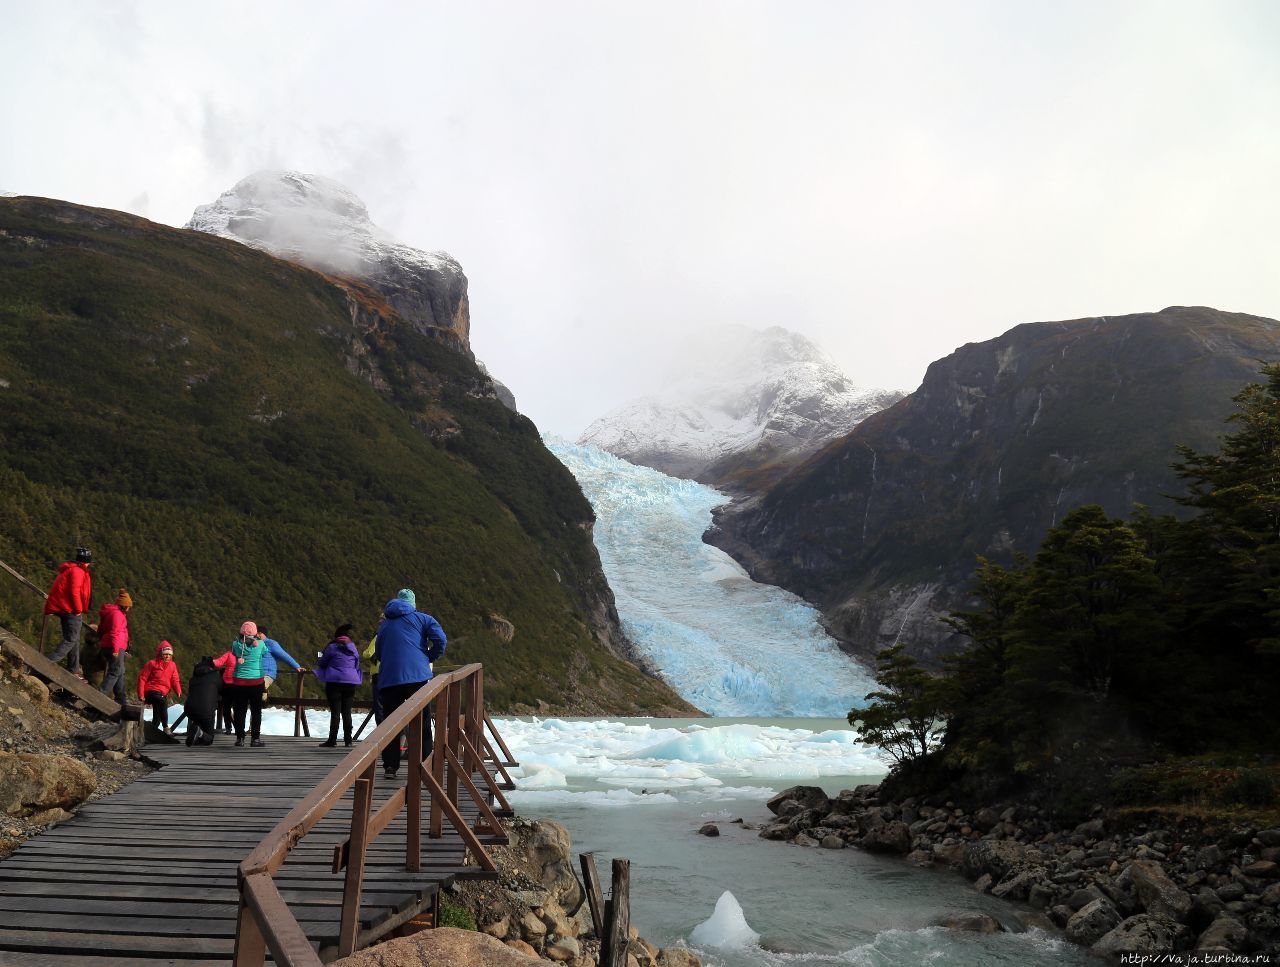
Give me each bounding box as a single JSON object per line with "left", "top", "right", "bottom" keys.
{"left": 546, "top": 438, "right": 876, "bottom": 716}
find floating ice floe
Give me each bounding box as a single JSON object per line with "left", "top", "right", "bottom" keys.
{"left": 689, "top": 891, "right": 760, "bottom": 948}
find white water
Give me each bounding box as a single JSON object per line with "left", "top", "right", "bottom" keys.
{"left": 546, "top": 438, "right": 873, "bottom": 717}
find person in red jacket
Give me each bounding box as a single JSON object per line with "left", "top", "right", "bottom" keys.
{"left": 45, "top": 547, "right": 92, "bottom": 679}
{"left": 137, "top": 640, "right": 182, "bottom": 732}
{"left": 97, "top": 589, "right": 133, "bottom": 704}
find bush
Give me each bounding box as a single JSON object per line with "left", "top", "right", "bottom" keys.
{"left": 438, "top": 895, "right": 477, "bottom": 930}
{"left": 1224, "top": 770, "right": 1277, "bottom": 807}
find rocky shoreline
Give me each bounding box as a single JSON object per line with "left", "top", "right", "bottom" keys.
{"left": 756, "top": 782, "right": 1280, "bottom": 960}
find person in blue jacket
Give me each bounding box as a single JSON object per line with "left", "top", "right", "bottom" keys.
{"left": 255, "top": 627, "right": 306, "bottom": 701}
{"left": 373, "top": 588, "right": 446, "bottom": 779}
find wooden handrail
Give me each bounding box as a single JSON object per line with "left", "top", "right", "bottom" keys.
{"left": 234, "top": 663, "right": 513, "bottom": 965}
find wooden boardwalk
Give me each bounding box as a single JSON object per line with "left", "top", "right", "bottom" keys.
{"left": 0, "top": 736, "right": 509, "bottom": 966}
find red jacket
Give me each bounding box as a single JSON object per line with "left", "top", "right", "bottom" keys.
{"left": 138, "top": 644, "right": 182, "bottom": 699}
{"left": 44, "top": 562, "right": 91, "bottom": 615}
{"left": 96, "top": 603, "right": 130, "bottom": 655}
{"left": 213, "top": 651, "right": 237, "bottom": 685}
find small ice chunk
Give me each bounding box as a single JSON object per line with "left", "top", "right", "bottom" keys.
{"left": 689, "top": 891, "right": 760, "bottom": 948}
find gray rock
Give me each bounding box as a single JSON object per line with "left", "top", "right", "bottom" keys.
{"left": 1093, "top": 914, "right": 1192, "bottom": 956}
{"left": 1196, "top": 844, "right": 1225, "bottom": 870}
{"left": 1066, "top": 898, "right": 1122, "bottom": 947}
{"left": 992, "top": 867, "right": 1048, "bottom": 902}
{"left": 861, "top": 821, "right": 912, "bottom": 855}
{"left": 766, "top": 785, "right": 830, "bottom": 816}
{"left": 961, "top": 840, "right": 1028, "bottom": 882}
{"left": 1260, "top": 882, "right": 1280, "bottom": 907}
{"left": 698, "top": 824, "right": 719, "bottom": 837}
{"left": 821, "top": 835, "right": 846, "bottom": 850}
{"left": 939, "top": 913, "right": 1003, "bottom": 934}
{"left": 1189, "top": 887, "right": 1227, "bottom": 929}
{"left": 973, "top": 807, "right": 1001, "bottom": 832}
{"left": 1129, "top": 860, "right": 1192, "bottom": 922}
{"left": 793, "top": 833, "right": 820, "bottom": 848}
{"left": 1195, "top": 914, "right": 1247, "bottom": 953}
{"left": 1256, "top": 829, "right": 1280, "bottom": 848}
{"left": 1066, "top": 886, "right": 1106, "bottom": 911}
{"left": 758, "top": 823, "right": 792, "bottom": 841}
{"left": 1050, "top": 904, "right": 1075, "bottom": 928}
{"left": 0, "top": 752, "right": 96, "bottom": 817}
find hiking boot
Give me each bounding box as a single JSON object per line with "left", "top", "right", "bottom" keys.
{"left": 234, "top": 735, "right": 244, "bottom": 747}
{"left": 251, "top": 738, "right": 266, "bottom": 748}
{"left": 319, "top": 739, "right": 337, "bottom": 748}
{"left": 384, "top": 768, "right": 397, "bottom": 780}
{"left": 186, "top": 727, "right": 199, "bottom": 747}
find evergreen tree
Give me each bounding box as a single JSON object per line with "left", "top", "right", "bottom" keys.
{"left": 848, "top": 644, "right": 945, "bottom": 768}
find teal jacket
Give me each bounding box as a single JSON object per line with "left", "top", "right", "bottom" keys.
{"left": 231, "top": 637, "right": 266, "bottom": 681}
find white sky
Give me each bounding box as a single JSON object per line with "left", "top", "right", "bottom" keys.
{"left": 3, "top": 1, "right": 1279, "bottom": 435}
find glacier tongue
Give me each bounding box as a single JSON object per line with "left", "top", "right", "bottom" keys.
{"left": 547, "top": 438, "right": 874, "bottom": 716}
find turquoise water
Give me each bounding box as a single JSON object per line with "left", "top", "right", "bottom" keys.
{"left": 503, "top": 717, "right": 1091, "bottom": 967}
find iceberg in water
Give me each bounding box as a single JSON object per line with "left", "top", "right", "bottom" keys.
{"left": 689, "top": 891, "right": 760, "bottom": 948}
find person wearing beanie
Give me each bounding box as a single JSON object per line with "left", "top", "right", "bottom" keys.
{"left": 226, "top": 621, "right": 268, "bottom": 747}
{"left": 137, "top": 641, "right": 183, "bottom": 732}
{"left": 397, "top": 588, "right": 416, "bottom": 608}
{"left": 45, "top": 547, "right": 92, "bottom": 679}
{"left": 316, "top": 623, "right": 363, "bottom": 747}
{"left": 373, "top": 591, "right": 447, "bottom": 779}
{"left": 97, "top": 588, "right": 133, "bottom": 705}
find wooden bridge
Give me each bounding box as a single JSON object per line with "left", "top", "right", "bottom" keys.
{"left": 0, "top": 652, "right": 519, "bottom": 966}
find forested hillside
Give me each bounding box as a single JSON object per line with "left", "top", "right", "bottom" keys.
{"left": 0, "top": 196, "right": 693, "bottom": 715}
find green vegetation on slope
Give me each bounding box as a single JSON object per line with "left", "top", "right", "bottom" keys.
{"left": 0, "top": 197, "right": 691, "bottom": 714}
{"left": 851, "top": 365, "right": 1280, "bottom": 815}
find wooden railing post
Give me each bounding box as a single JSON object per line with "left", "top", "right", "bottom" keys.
{"left": 406, "top": 707, "right": 423, "bottom": 872}
{"left": 466, "top": 668, "right": 483, "bottom": 773}
{"left": 337, "top": 769, "right": 375, "bottom": 957}
{"left": 233, "top": 893, "right": 268, "bottom": 967}
{"left": 431, "top": 690, "right": 446, "bottom": 838}
{"left": 445, "top": 680, "right": 461, "bottom": 808}
{"left": 293, "top": 672, "right": 310, "bottom": 738}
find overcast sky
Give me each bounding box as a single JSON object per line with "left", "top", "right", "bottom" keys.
{"left": 4, "top": 1, "right": 1279, "bottom": 434}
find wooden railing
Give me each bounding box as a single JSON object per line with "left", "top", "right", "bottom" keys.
{"left": 233, "top": 663, "right": 515, "bottom": 966}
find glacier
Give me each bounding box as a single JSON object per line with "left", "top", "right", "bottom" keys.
{"left": 546, "top": 438, "right": 875, "bottom": 716}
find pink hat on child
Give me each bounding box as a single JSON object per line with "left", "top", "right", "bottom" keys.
{"left": 240, "top": 621, "right": 258, "bottom": 636}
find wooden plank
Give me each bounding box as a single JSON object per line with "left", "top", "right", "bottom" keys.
{"left": 0, "top": 626, "right": 142, "bottom": 721}
{"left": 244, "top": 872, "right": 322, "bottom": 967}
{"left": 604, "top": 858, "right": 631, "bottom": 967}
{"left": 337, "top": 773, "right": 374, "bottom": 956}
{"left": 579, "top": 852, "right": 605, "bottom": 939}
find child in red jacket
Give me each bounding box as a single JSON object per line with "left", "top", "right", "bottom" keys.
{"left": 138, "top": 640, "right": 182, "bottom": 732}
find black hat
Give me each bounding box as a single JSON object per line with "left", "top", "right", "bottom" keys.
{"left": 74, "top": 547, "right": 92, "bottom": 563}
{"left": 333, "top": 623, "right": 354, "bottom": 640}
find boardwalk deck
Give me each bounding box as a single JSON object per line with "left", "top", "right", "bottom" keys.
{"left": 0, "top": 737, "right": 507, "bottom": 965}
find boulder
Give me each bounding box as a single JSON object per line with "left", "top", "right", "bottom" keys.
{"left": 657, "top": 948, "right": 701, "bottom": 967}
{"left": 1065, "top": 886, "right": 1106, "bottom": 911}
{"left": 18, "top": 675, "right": 49, "bottom": 705}
{"left": 1195, "top": 914, "right": 1247, "bottom": 953}
{"left": 1243, "top": 860, "right": 1278, "bottom": 879}
{"left": 991, "top": 866, "right": 1048, "bottom": 902}
{"left": 973, "top": 807, "right": 1000, "bottom": 832}
{"left": 766, "top": 786, "right": 830, "bottom": 816}
{"left": 27, "top": 806, "right": 74, "bottom": 826}
{"left": 519, "top": 912, "right": 547, "bottom": 940}
{"left": 1066, "top": 898, "right": 1122, "bottom": 947}
{"left": 524, "top": 821, "right": 582, "bottom": 910}
{"left": 1128, "top": 860, "right": 1192, "bottom": 922}
{"left": 938, "top": 913, "right": 1003, "bottom": 934}
{"left": 697, "top": 824, "right": 719, "bottom": 837}
{"left": 504, "top": 941, "right": 538, "bottom": 958}
{"left": 1093, "top": 915, "right": 1192, "bottom": 956}
{"left": 1260, "top": 883, "right": 1280, "bottom": 907}
{"left": 94, "top": 750, "right": 126, "bottom": 762}
{"left": 332, "top": 928, "right": 542, "bottom": 967}
{"left": 758, "top": 823, "right": 791, "bottom": 840}
{"left": 0, "top": 752, "right": 96, "bottom": 817}
{"left": 480, "top": 918, "right": 509, "bottom": 939}
{"left": 960, "top": 840, "right": 1027, "bottom": 882}
{"left": 861, "top": 821, "right": 912, "bottom": 854}
{"left": 793, "top": 833, "right": 820, "bottom": 847}
{"left": 820, "top": 835, "right": 845, "bottom": 850}
{"left": 545, "top": 938, "right": 581, "bottom": 962}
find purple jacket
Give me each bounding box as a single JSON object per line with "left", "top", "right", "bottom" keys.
{"left": 316, "top": 637, "right": 363, "bottom": 686}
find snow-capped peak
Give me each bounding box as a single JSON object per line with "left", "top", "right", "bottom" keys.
{"left": 186, "top": 171, "right": 471, "bottom": 346}
{"left": 579, "top": 325, "right": 902, "bottom": 485}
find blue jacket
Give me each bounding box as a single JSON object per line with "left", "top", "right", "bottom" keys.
{"left": 374, "top": 598, "right": 446, "bottom": 689}
{"left": 260, "top": 637, "right": 301, "bottom": 680}
{"left": 317, "top": 637, "right": 363, "bottom": 685}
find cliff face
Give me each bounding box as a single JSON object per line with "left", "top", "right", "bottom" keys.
{"left": 187, "top": 170, "right": 471, "bottom": 348}
{"left": 709, "top": 308, "right": 1280, "bottom": 663}
{"left": 0, "top": 195, "right": 693, "bottom": 714}
{"left": 579, "top": 325, "right": 901, "bottom": 491}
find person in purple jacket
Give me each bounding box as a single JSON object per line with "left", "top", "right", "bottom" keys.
{"left": 316, "top": 623, "right": 362, "bottom": 747}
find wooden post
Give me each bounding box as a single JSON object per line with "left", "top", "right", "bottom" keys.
{"left": 602, "top": 859, "right": 630, "bottom": 967}
{"left": 466, "top": 668, "right": 483, "bottom": 774}
{"left": 337, "top": 770, "right": 375, "bottom": 957}
{"left": 430, "top": 690, "right": 447, "bottom": 838}
{"left": 579, "top": 853, "right": 606, "bottom": 938}
{"left": 293, "top": 672, "right": 310, "bottom": 738}
{"left": 484, "top": 711, "right": 517, "bottom": 764}
{"left": 232, "top": 893, "right": 268, "bottom": 967}
{"left": 445, "top": 681, "right": 460, "bottom": 808}
{"left": 406, "top": 707, "right": 423, "bottom": 872}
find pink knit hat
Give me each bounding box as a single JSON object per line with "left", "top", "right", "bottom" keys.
{"left": 240, "top": 621, "right": 258, "bottom": 636}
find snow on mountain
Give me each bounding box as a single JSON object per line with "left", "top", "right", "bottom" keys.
{"left": 186, "top": 171, "right": 473, "bottom": 348}
{"left": 579, "top": 325, "right": 903, "bottom": 486}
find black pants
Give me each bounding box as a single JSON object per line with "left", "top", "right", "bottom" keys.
{"left": 229, "top": 683, "right": 263, "bottom": 739}
{"left": 325, "top": 682, "right": 356, "bottom": 742}
{"left": 218, "top": 681, "right": 234, "bottom": 732}
{"left": 379, "top": 680, "right": 433, "bottom": 775}
{"left": 144, "top": 690, "right": 168, "bottom": 729}
{"left": 370, "top": 673, "right": 383, "bottom": 724}
{"left": 186, "top": 707, "right": 216, "bottom": 746}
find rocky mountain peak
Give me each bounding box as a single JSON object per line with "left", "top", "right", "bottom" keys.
{"left": 187, "top": 171, "right": 471, "bottom": 348}
{"left": 579, "top": 325, "right": 902, "bottom": 488}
